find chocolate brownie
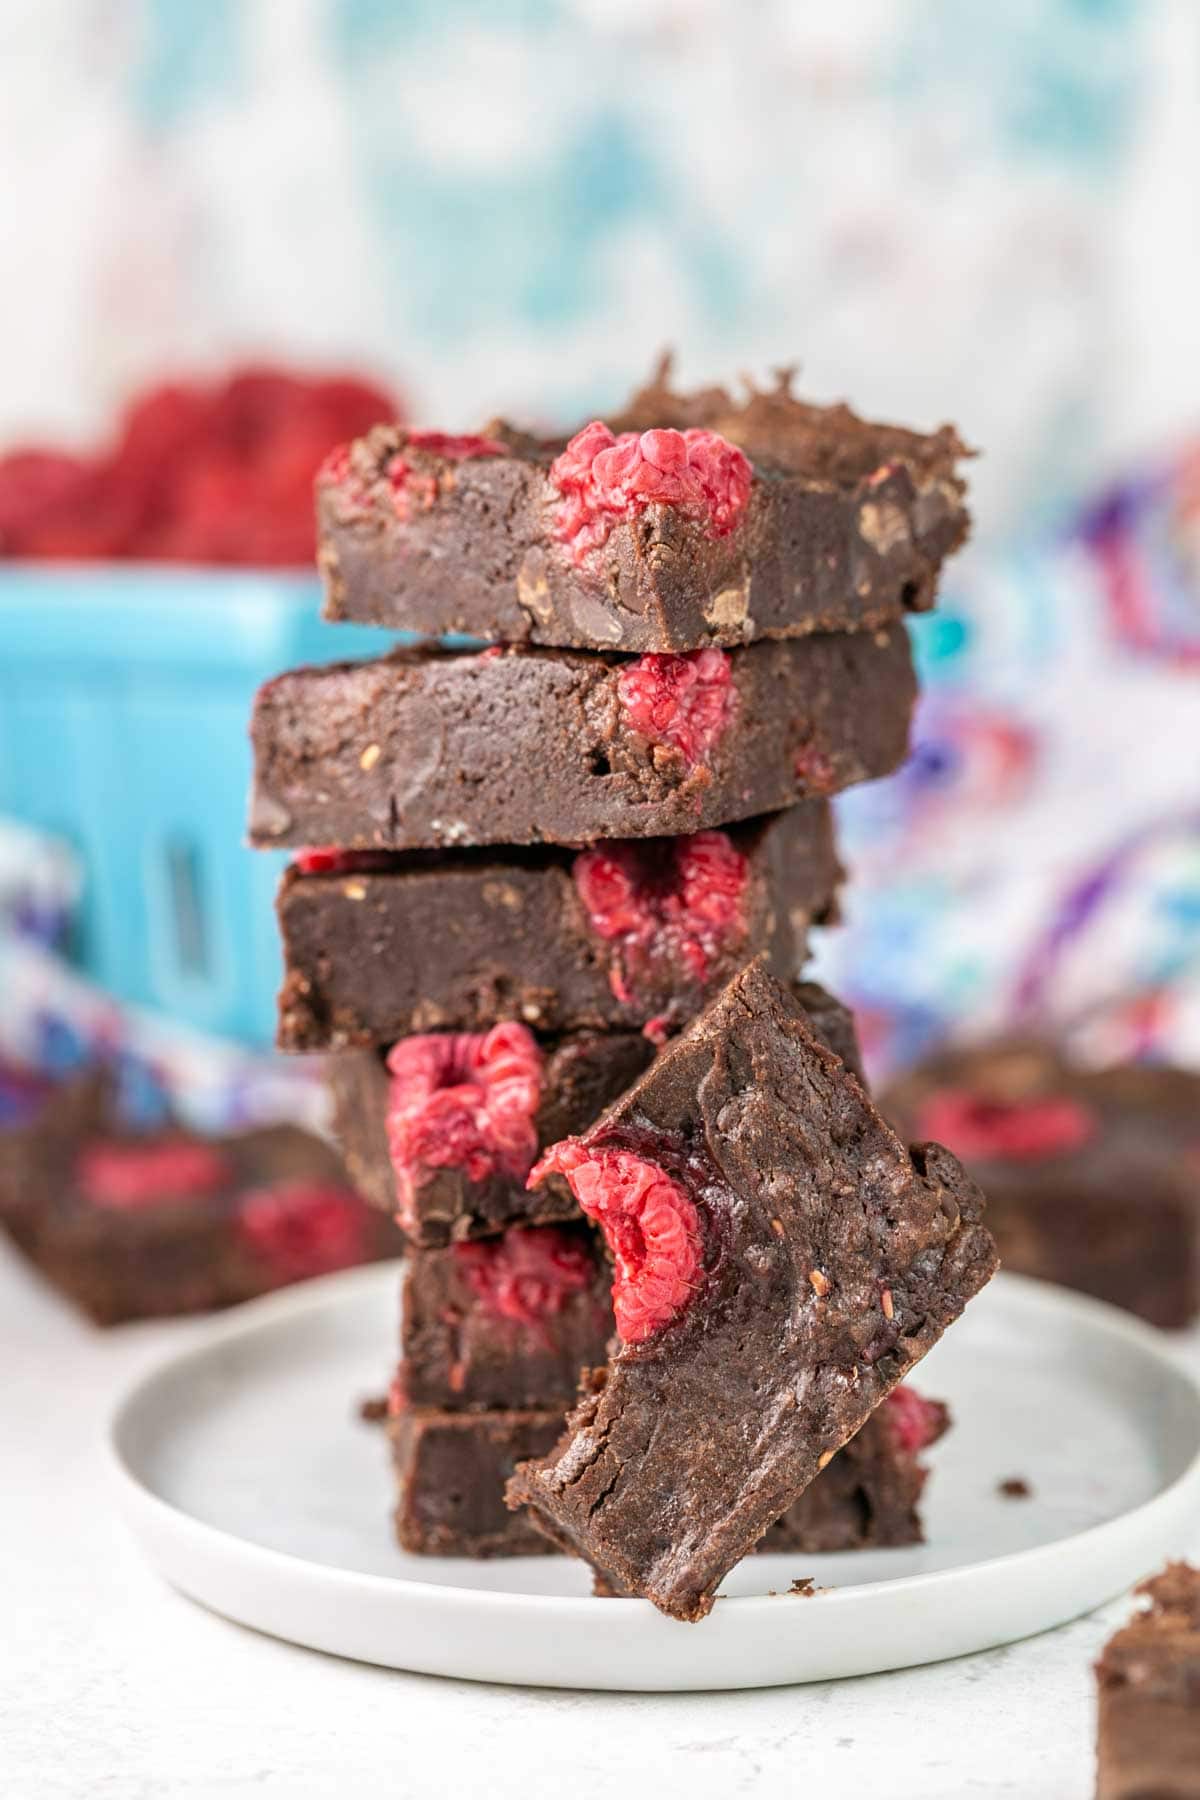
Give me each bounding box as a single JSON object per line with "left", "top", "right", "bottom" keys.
{"left": 1095, "top": 1564, "right": 1200, "bottom": 1799}
{"left": 317, "top": 364, "right": 969, "bottom": 652}
{"left": 397, "top": 1223, "right": 611, "bottom": 1410}
{"left": 276, "top": 805, "right": 841, "bottom": 1051}
{"left": 330, "top": 1026, "right": 654, "bottom": 1242}
{"left": 762, "top": 1386, "right": 949, "bottom": 1554}
{"left": 0, "top": 1069, "right": 400, "bottom": 1325}
{"left": 331, "top": 979, "right": 861, "bottom": 1242}
{"left": 390, "top": 1405, "right": 564, "bottom": 1557}
{"left": 506, "top": 959, "right": 997, "bottom": 1621}
{"left": 884, "top": 1042, "right": 1200, "bottom": 1328}
{"left": 388, "top": 1386, "right": 948, "bottom": 1562}
{"left": 248, "top": 629, "right": 915, "bottom": 853}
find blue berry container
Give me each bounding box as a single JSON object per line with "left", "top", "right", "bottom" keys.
{"left": 0, "top": 565, "right": 394, "bottom": 1047}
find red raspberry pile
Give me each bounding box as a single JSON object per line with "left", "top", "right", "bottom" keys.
{"left": 452, "top": 1224, "right": 595, "bottom": 1327}
{"left": 236, "top": 1181, "right": 369, "bottom": 1282}
{"left": 617, "top": 647, "right": 736, "bottom": 768}
{"left": 914, "top": 1088, "right": 1097, "bottom": 1161}
{"left": 0, "top": 366, "right": 399, "bottom": 565}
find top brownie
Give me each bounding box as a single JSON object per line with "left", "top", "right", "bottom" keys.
{"left": 317, "top": 362, "right": 970, "bottom": 653}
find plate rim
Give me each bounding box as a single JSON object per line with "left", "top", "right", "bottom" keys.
{"left": 108, "top": 1262, "right": 1200, "bottom": 1625}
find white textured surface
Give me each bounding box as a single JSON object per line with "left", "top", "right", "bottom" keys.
{"left": 5, "top": 1237, "right": 1200, "bottom": 1800}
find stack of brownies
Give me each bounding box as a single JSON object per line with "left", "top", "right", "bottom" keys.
{"left": 248, "top": 362, "right": 997, "bottom": 1614}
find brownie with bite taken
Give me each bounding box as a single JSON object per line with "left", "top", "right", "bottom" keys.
{"left": 317, "top": 362, "right": 969, "bottom": 653}
{"left": 249, "top": 629, "right": 915, "bottom": 855}
{"left": 276, "top": 805, "right": 841, "bottom": 1051}
{"left": 0, "top": 1068, "right": 400, "bottom": 1325}
{"left": 506, "top": 959, "right": 997, "bottom": 1620}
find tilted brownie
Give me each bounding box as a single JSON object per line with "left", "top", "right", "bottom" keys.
{"left": 248, "top": 629, "right": 915, "bottom": 853}
{"left": 0, "top": 1069, "right": 400, "bottom": 1326}
{"left": 317, "top": 363, "right": 969, "bottom": 652}
{"left": 276, "top": 805, "right": 841, "bottom": 1050}
{"left": 397, "top": 1223, "right": 612, "bottom": 1410}
{"left": 884, "top": 1042, "right": 1200, "bottom": 1329}
{"left": 387, "top": 1386, "right": 949, "bottom": 1562}
{"left": 1095, "top": 1564, "right": 1200, "bottom": 1800}
{"left": 506, "top": 959, "right": 997, "bottom": 1621}
{"left": 330, "top": 1026, "right": 653, "bottom": 1242}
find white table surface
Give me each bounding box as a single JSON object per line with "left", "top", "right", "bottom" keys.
{"left": 6, "top": 1236, "right": 1199, "bottom": 1800}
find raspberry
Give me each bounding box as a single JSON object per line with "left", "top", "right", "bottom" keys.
{"left": 452, "top": 1224, "right": 594, "bottom": 1326}
{"left": 385, "top": 1024, "right": 543, "bottom": 1232}
{"left": 292, "top": 847, "right": 396, "bottom": 875}
{"left": 388, "top": 431, "right": 506, "bottom": 522}
{"left": 237, "top": 1182, "right": 367, "bottom": 1281}
{"left": 530, "top": 1140, "right": 702, "bottom": 1343}
{"left": 573, "top": 829, "right": 748, "bottom": 1001}
{"left": 884, "top": 1385, "right": 948, "bottom": 1457}
{"left": 915, "top": 1089, "right": 1097, "bottom": 1162}
{"left": 617, "top": 648, "right": 735, "bottom": 767}
{"left": 549, "top": 422, "right": 752, "bottom": 562}
{"left": 76, "top": 1139, "right": 231, "bottom": 1210}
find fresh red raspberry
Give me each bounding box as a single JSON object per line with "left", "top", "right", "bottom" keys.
{"left": 452, "top": 1224, "right": 595, "bottom": 1326}
{"left": 530, "top": 1141, "right": 702, "bottom": 1343}
{"left": 385, "top": 1024, "right": 543, "bottom": 1232}
{"left": 76, "top": 1138, "right": 232, "bottom": 1210}
{"left": 884, "top": 1385, "right": 949, "bottom": 1457}
{"left": 617, "top": 647, "right": 735, "bottom": 767}
{"left": 291, "top": 847, "right": 397, "bottom": 875}
{"left": 237, "top": 1182, "right": 368, "bottom": 1281}
{"left": 915, "top": 1089, "right": 1097, "bottom": 1161}
{"left": 549, "top": 421, "right": 752, "bottom": 562}
{"left": 387, "top": 430, "right": 506, "bottom": 522}
{"left": 573, "top": 829, "right": 748, "bottom": 1001}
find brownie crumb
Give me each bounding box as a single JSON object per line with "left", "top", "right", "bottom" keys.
{"left": 998, "top": 1476, "right": 1032, "bottom": 1499}
{"left": 358, "top": 1394, "right": 389, "bottom": 1424}
{"left": 789, "top": 1577, "right": 817, "bottom": 1597}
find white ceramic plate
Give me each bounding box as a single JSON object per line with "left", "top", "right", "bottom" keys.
{"left": 110, "top": 1264, "right": 1200, "bottom": 1691}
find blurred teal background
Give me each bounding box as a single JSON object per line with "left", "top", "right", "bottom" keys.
{"left": 0, "top": 0, "right": 1197, "bottom": 1100}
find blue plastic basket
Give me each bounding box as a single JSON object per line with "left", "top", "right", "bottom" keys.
{"left": 0, "top": 566, "right": 394, "bottom": 1047}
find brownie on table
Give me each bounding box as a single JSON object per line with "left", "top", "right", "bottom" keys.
{"left": 398, "top": 1223, "right": 612, "bottom": 1410}
{"left": 248, "top": 629, "right": 915, "bottom": 853}
{"left": 317, "top": 363, "right": 969, "bottom": 653}
{"left": 388, "top": 1385, "right": 949, "bottom": 1562}
{"left": 1095, "top": 1563, "right": 1200, "bottom": 1799}
{"left": 506, "top": 959, "right": 997, "bottom": 1621}
{"left": 0, "top": 1069, "right": 400, "bottom": 1326}
{"left": 884, "top": 1042, "right": 1200, "bottom": 1329}
{"left": 330, "top": 1026, "right": 653, "bottom": 1242}
{"left": 276, "top": 805, "right": 841, "bottom": 1051}
{"left": 330, "top": 980, "right": 859, "bottom": 1243}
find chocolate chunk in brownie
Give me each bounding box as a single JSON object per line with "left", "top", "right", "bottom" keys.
{"left": 884, "top": 1042, "right": 1200, "bottom": 1329}
{"left": 388, "top": 1384, "right": 949, "bottom": 1563}
{"left": 1095, "top": 1563, "right": 1200, "bottom": 1799}
{"left": 506, "top": 959, "right": 997, "bottom": 1621}
{"left": 0, "top": 1069, "right": 400, "bottom": 1325}
{"left": 276, "top": 805, "right": 841, "bottom": 1051}
{"left": 330, "top": 1026, "right": 654, "bottom": 1243}
{"left": 390, "top": 1405, "right": 565, "bottom": 1558}
{"left": 398, "top": 1223, "right": 612, "bottom": 1410}
{"left": 249, "top": 630, "right": 915, "bottom": 853}
{"left": 317, "top": 364, "right": 969, "bottom": 653}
